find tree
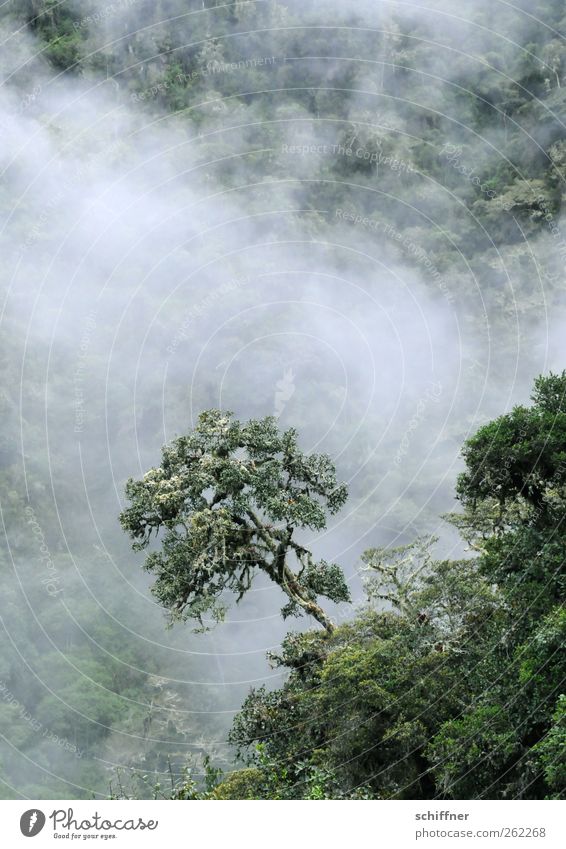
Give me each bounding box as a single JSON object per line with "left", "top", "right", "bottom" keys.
{"left": 429, "top": 373, "right": 566, "bottom": 799}
{"left": 221, "top": 374, "right": 566, "bottom": 800}
{"left": 456, "top": 371, "right": 566, "bottom": 524}
{"left": 225, "top": 546, "right": 498, "bottom": 800}
{"left": 533, "top": 694, "right": 566, "bottom": 797}
{"left": 120, "top": 411, "right": 349, "bottom": 634}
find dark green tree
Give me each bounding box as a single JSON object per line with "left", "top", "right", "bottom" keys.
{"left": 221, "top": 375, "right": 566, "bottom": 800}
{"left": 456, "top": 371, "right": 566, "bottom": 524}
{"left": 430, "top": 373, "right": 566, "bottom": 798}
{"left": 120, "top": 411, "right": 349, "bottom": 633}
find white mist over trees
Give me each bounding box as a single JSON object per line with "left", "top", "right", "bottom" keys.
{"left": 0, "top": 0, "right": 564, "bottom": 797}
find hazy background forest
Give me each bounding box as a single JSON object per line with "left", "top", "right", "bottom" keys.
{"left": 0, "top": 0, "right": 565, "bottom": 799}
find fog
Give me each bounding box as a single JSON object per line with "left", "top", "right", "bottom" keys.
{"left": 0, "top": 0, "right": 563, "bottom": 797}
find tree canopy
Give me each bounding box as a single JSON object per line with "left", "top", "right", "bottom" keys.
{"left": 214, "top": 374, "right": 566, "bottom": 799}
{"left": 120, "top": 411, "right": 349, "bottom": 633}
{"left": 457, "top": 371, "right": 566, "bottom": 523}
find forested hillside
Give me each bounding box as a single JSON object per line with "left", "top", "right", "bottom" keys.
{"left": 219, "top": 374, "right": 566, "bottom": 799}
{"left": 0, "top": 0, "right": 564, "bottom": 799}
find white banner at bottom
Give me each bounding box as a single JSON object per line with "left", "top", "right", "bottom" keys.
{"left": 1, "top": 799, "right": 564, "bottom": 848}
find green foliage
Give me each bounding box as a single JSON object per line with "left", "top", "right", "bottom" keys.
{"left": 517, "top": 607, "right": 566, "bottom": 725}
{"left": 427, "top": 706, "right": 521, "bottom": 799}
{"left": 227, "top": 374, "right": 565, "bottom": 799}
{"left": 212, "top": 767, "right": 264, "bottom": 800}
{"left": 121, "top": 411, "right": 349, "bottom": 632}
{"left": 457, "top": 371, "right": 566, "bottom": 522}
{"left": 228, "top": 547, "right": 498, "bottom": 798}
{"left": 533, "top": 695, "right": 566, "bottom": 796}
{"left": 110, "top": 756, "right": 223, "bottom": 800}
{"left": 26, "top": 0, "right": 83, "bottom": 70}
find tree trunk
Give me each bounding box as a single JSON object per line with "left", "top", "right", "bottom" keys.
{"left": 282, "top": 563, "right": 335, "bottom": 635}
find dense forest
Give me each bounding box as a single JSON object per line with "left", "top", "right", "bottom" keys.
{"left": 0, "top": 0, "right": 564, "bottom": 799}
